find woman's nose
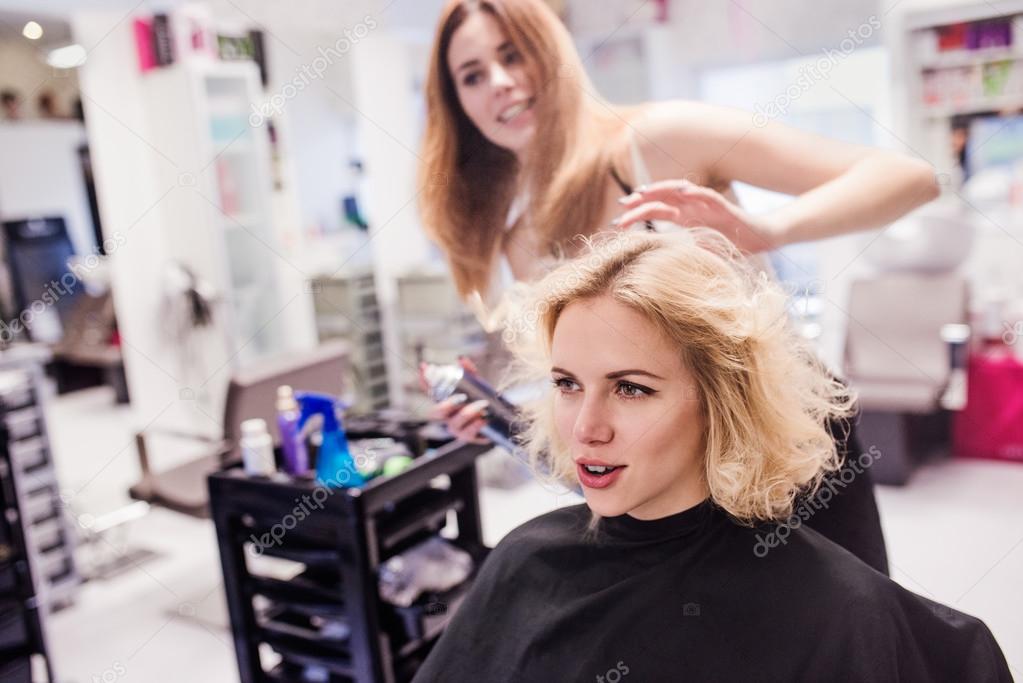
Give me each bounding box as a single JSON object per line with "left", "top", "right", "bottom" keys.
{"left": 489, "top": 62, "right": 515, "bottom": 90}
{"left": 573, "top": 397, "right": 613, "bottom": 445}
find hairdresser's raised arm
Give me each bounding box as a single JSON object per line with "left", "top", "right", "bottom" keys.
{"left": 616, "top": 100, "right": 939, "bottom": 250}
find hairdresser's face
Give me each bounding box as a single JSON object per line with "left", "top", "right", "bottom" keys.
{"left": 551, "top": 295, "right": 708, "bottom": 520}
{"left": 448, "top": 11, "right": 536, "bottom": 153}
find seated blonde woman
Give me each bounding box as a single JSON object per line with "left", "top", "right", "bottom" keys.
{"left": 412, "top": 230, "right": 1010, "bottom": 683}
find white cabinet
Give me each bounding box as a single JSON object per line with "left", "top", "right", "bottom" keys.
{"left": 143, "top": 60, "right": 286, "bottom": 370}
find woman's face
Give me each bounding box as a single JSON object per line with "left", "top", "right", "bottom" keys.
{"left": 550, "top": 295, "right": 708, "bottom": 520}
{"left": 447, "top": 11, "right": 537, "bottom": 154}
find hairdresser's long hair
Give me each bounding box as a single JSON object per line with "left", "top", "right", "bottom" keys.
{"left": 418, "top": 0, "right": 628, "bottom": 301}
{"left": 503, "top": 229, "right": 856, "bottom": 524}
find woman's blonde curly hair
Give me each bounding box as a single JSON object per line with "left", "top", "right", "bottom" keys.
{"left": 500, "top": 229, "right": 855, "bottom": 524}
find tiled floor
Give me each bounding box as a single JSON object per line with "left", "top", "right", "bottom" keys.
{"left": 41, "top": 387, "right": 1023, "bottom": 682}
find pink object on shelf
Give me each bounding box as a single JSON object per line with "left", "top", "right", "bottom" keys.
{"left": 216, "top": 158, "right": 240, "bottom": 216}
{"left": 133, "top": 18, "right": 156, "bottom": 73}
{"left": 953, "top": 350, "right": 1023, "bottom": 462}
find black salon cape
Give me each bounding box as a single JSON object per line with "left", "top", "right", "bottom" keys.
{"left": 411, "top": 500, "right": 1011, "bottom": 683}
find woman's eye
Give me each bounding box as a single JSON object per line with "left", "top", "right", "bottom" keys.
{"left": 462, "top": 71, "right": 482, "bottom": 87}
{"left": 552, "top": 377, "right": 578, "bottom": 393}
{"left": 616, "top": 381, "right": 651, "bottom": 399}
{"left": 502, "top": 49, "right": 523, "bottom": 65}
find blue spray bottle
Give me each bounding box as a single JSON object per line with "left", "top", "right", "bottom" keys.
{"left": 296, "top": 392, "right": 365, "bottom": 488}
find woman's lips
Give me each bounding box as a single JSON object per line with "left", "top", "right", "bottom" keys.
{"left": 576, "top": 462, "right": 626, "bottom": 489}
{"left": 497, "top": 97, "right": 535, "bottom": 124}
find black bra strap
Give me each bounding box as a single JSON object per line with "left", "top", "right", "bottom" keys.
{"left": 609, "top": 166, "right": 656, "bottom": 232}
{"left": 609, "top": 165, "right": 634, "bottom": 195}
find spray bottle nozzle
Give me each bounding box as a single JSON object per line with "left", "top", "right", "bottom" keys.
{"left": 296, "top": 392, "right": 346, "bottom": 430}
{"left": 295, "top": 392, "right": 362, "bottom": 488}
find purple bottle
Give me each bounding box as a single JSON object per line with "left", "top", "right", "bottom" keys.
{"left": 276, "top": 385, "right": 309, "bottom": 475}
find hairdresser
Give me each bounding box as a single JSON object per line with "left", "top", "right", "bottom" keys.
{"left": 416, "top": 0, "right": 939, "bottom": 575}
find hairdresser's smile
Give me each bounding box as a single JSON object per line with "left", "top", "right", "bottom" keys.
{"left": 550, "top": 294, "right": 707, "bottom": 520}
{"left": 497, "top": 96, "right": 535, "bottom": 125}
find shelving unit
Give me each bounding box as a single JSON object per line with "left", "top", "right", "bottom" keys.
{"left": 0, "top": 345, "right": 80, "bottom": 682}
{"left": 310, "top": 270, "right": 389, "bottom": 413}
{"left": 127, "top": 58, "right": 309, "bottom": 429}
{"left": 0, "top": 347, "right": 78, "bottom": 613}
{"left": 394, "top": 271, "right": 486, "bottom": 416}
{"left": 209, "top": 423, "right": 490, "bottom": 683}
{"left": 890, "top": 1, "right": 1023, "bottom": 307}
{"left": 892, "top": 1, "right": 1023, "bottom": 172}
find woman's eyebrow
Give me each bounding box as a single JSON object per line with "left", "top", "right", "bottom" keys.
{"left": 551, "top": 367, "right": 664, "bottom": 381}
{"left": 455, "top": 58, "right": 481, "bottom": 73}
{"left": 606, "top": 369, "right": 664, "bottom": 380}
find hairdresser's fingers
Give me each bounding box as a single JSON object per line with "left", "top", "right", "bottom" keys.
{"left": 448, "top": 400, "right": 489, "bottom": 432}
{"left": 455, "top": 419, "right": 490, "bottom": 445}
{"left": 611, "top": 202, "right": 681, "bottom": 229}
{"left": 457, "top": 355, "right": 480, "bottom": 375}
{"left": 617, "top": 177, "right": 699, "bottom": 201}
{"left": 449, "top": 401, "right": 491, "bottom": 444}
{"left": 619, "top": 180, "right": 722, "bottom": 209}
{"left": 617, "top": 180, "right": 690, "bottom": 207}
{"left": 427, "top": 394, "right": 468, "bottom": 421}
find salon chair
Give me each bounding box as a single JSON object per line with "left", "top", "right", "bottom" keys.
{"left": 50, "top": 291, "right": 128, "bottom": 402}
{"left": 843, "top": 273, "right": 968, "bottom": 485}
{"left": 129, "top": 341, "right": 349, "bottom": 517}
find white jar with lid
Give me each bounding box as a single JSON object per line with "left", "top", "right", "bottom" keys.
{"left": 240, "top": 418, "right": 275, "bottom": 476}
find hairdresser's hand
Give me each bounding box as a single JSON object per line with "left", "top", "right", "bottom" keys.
{"left": 613, "top": 179, "right": 781, "bottom": 253}
{"left": 420, "top": 357, "right": 492, "bottom": 445}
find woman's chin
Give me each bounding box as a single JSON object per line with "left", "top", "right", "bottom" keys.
{"left": 584, "top": 492, "right": 629, "bottom": 519}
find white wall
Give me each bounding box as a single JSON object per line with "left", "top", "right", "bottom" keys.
{"left": 261, "top": 29, "right": 359, "bottom": 239}
{"left": 0, "top": 120, "right": 95, "bottom": 254}
{"left": 568, "top": 0, "right": 886, "bottom": 70}
{"left": 699, "top": 47, "right": 894, "bottom": 371}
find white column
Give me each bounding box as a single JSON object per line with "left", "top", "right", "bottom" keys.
{"left": 72, "top": 13, "right": 182, "bottom": 427}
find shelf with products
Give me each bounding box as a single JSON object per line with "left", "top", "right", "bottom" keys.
{"left": 919, "top": 60, "right": 1023, "bottom": 115}
{"left": 891, "top": 1, "right": 1023, "bottom": 321}
{"left": 921, "top": 95, "right": 1023, "bottom": 119}
{"left": 895, "top": 3, "right": 1023, "bottom": 168}
{"left": 209, "top": 416, "right": 492, "bottom": 683}
{"left": 918, "top": 45, "right": 1022, "bottom": 69}
{"left": 140, "top": 57, "right": 292, "bottom": 379}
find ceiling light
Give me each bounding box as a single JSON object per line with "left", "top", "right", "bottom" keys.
{"left": 46, "top": 44, "right": 87, "bottom": 69}
{"left": 22, "top": 21, "right": 43, "bottom": 40}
